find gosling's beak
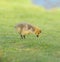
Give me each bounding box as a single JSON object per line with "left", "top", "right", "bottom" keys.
{"left": 36, "top": 35, "right": 39, "bottom": 37}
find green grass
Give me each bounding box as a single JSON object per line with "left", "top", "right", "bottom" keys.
{"left": 0, "top": 0, "right": 60, "bottom": 62}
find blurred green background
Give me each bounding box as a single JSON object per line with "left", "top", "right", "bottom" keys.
{"left": 0, "top": 0, "right": 60, "bottom": 62}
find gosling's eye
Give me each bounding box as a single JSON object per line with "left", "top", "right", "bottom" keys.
{"left": 38, "top": 32, "right": 40, "bottom": 34}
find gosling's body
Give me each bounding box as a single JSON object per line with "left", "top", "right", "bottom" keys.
{"left": 15, "top": 22, "right": 41, "bottom": 38}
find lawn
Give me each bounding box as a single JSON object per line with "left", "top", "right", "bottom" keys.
{"left": 0, "top": 0, "right": 60, "bottom": 62}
